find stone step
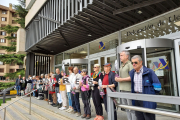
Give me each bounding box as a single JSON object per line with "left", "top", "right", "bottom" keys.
{"left": 19, "top": 98, "right": 74, "bottom": 120}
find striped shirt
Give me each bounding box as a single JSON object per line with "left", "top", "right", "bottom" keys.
{"left": 134, "top": 67, "right": 143, "bottom": 93}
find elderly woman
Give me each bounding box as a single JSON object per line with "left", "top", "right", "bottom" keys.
{"left": 92, "top": 64, "right": 104, "bottom": 120}
{"left": 43, "top": 74, "right": 49, "bottom": 101}
{"left": 32, "top": 76, "right": 36, "bottom": 97}
{"left": 79, "top": 69, "right": 91, "bottom": 119}
{"left": 49, "top": 74, "right": 57, "bottom": 106}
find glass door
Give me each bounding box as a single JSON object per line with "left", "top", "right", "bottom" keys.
{"left": 147, "top": 50, "right": 177, "bottom": 110}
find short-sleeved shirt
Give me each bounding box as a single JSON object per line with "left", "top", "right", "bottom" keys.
{"left": 55, "top": 74, "right": 62, "bottom": 87}
{"left": 102, "top": 73, "right": 109, "bottom": 94}
{"left": 119, "top": 60, "right": 133, "bottom": 91}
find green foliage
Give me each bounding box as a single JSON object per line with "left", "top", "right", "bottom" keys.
{"left": 0, "top": 46, "right": 16, "bottom": 52}
{"left": 4, "top": 36, "right": 16, "bottom": 40}
{"left": 0, "top": 54, "right": 25, "bottom": 64}
{"left": 4, "top": 69, "right": 25, "bottom": 80}
{"left": 0, "top": 98, "right": 11, "bottom": 106}
{"left": 0, "top": 82, "right": 15, "bottom": 90}
{"left": 0, "top": 25, "right": 19, "bottom": 34}
{"left": 13, "top": 0, "right": 28, "bottom": 28}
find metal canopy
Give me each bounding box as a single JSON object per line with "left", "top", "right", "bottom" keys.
{"left": 25, "top": 0, "right": 180, "bottom": 55}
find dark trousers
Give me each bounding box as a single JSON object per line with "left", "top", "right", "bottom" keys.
{"left": 49, "top": 94, "right": 53, "bottom": 102}
{"left": 135, "top": 100, "right": 155, "bottom": 120}
{"left": 71, "top": 92, "right": 81, "bottom": 113}
{"left": 103, "top": 94, "right": 117, "bottom": 120}
{"left": 44, "top": 91, "right": 48, "bottom": 99}
{"left": 92, "top": 87, "right": 103, "bottom": 116}
{"left": 82, "top": 99, "right": 91, "bottom": 115}
{"left": 35, "top": 90, "right": 38, "bottom": 97}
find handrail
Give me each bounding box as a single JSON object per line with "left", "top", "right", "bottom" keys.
{"left": 0, "top": 84, "right": 46, "bottom": 111}
{"left": 0, "top": 85, "right": 15, "bottom": 95}
{"left": 106, "top": 87, "right": 180, "bottom": 120}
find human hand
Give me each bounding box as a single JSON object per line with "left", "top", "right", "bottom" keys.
{"left": 93, "top": 81, "right": 97, "bottom": 85}
{"left": 73, "top": 87, "right": 76, "bottom": 90}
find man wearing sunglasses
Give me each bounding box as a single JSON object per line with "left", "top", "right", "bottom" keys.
{"left": 115, "top": 50, "right": 136, "bottom": 120}
{"left": 129, "top": 55, "right": 161, "bottom": 120}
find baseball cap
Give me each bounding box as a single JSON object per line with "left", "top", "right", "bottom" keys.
{"left": 103, "top": 63, "right": 112, "bottom": 67}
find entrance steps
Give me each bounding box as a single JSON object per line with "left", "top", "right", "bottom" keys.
{"left": 0, "top": 96, "right": 180, "bottom": 120}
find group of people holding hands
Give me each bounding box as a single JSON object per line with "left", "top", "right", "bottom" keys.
{"left": 15, "top": 50, "right": 161, "bottom": 120}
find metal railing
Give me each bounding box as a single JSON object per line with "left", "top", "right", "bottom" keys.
{"left": 106, "top": 87, "right": 180, "bottom": 120}
{"left": 0, "top": 85, "right": 47, "bottom": 120}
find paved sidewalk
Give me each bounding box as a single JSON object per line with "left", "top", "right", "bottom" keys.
{"left": 23, "top": 97, "right": 180, "bottom": 120}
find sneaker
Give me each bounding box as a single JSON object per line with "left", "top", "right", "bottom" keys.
{"left": 65, "top": 108, "right": 70, "bottom": 112}
{"left": 76, "top": 112, "right": 81, "bottom": 117}
{"left": 86, "top": 114, "right": 91, "bottom": 119}
{"left": 68, "top": 109, "right": 74, "bottom": 113}
{"left": 51, "top": 103, "right": 55, "bottom": 106}
{"left": 57, "top": 103, "right": 62, "bottom": 108}
{"left": 53, "top": 103, "right": 58, "bottom": 107}
{"left": 49, "top": 102, "right": 52, "bottom": 104}
{"left": 81, "top": 114, "right": 86, "bottom": 118}
{"left": 37, "top": 97, "right": 40, "bottom": 100}
{"left": 71, "top": 111, "right": 77, "bottom": 114}
{"left": 59, "top": 106, "right": 66, "bottom": 110}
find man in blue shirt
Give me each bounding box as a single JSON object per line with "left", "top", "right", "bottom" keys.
{"left": 15, "top": 75, "right": 22, "bottom": 96}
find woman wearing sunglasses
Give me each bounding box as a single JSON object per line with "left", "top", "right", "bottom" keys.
{"left": 91, "top": 64, "right": 104, "bottom": 120}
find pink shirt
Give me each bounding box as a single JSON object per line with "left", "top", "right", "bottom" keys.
{"left": 81, "top": 76, "right": 89, "bottom": 91}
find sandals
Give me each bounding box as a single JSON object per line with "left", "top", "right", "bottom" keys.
{"left": 97, "top": 116, "right": 104, "bottom": 120}
{"left": 94, "top": 115, "right": 99, "bottom": 120}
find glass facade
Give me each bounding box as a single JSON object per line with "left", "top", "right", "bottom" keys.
{"left": 55, "top": 53, "right": 63, "bottom": 65}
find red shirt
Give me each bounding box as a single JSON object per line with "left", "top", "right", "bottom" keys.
{"left": 102, "top": 73, "right": 109, "bottom": 94}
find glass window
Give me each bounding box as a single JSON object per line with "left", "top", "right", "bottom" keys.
{"left": 0, "top": 39, "right": 6, "bottom": 43}
{"left": 107, "top": 56, "right": 117, "bottom": 72}
{"left": 12, "top": 13, "right": 17, "bottom": 17}
{"left": 90, "top": 32, "right": 118, "bottom": 55}
{"left": 55, "top": 53, "right": 63, "bottom": 65}
{"left": 9, "top": 69, "right": 15, "bottom": 73}
{"left": 1, "top": 24, "right": 6, "bottom": 27}
{"left": 0, "top": 53, "right": 4, "bottom": 65}
{"left": 2, "top": 11, "right": 7, "bottom": 14}
{"left": 0, "top": 69, "right": 4, "bottom": 72}
{"left": 1, "top": 17, "right": 7, "bottom": 21}
{"left": 1, "top": 32, "right": 6, "bottom": 36}
{"left": 64, "top": 44, "right": 87, "bottom": 59}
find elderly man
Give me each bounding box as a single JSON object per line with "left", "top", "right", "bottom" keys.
{"left": 101, "top": 63, "right": 118, "bottom": 120}
{"left": 71, "top": 66, "right": 82, "bottom": 117}
{"left": 130, "top": 55, "right": 161, "bottom": 120}
{"left": 15, "top": 75, "right": 22, "bottom": 96}
{"left": 115, "top": 50, "right": 136, "bottom": 120}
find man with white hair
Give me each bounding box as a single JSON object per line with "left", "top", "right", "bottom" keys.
{"left": 71, "top": 66, "right": 82, "bottom": 117}
{"left": 129, "top": 55, "right": 161, "bottom": 120}
{"left": 115, "top": 50, "right": 136, "bottom": 120}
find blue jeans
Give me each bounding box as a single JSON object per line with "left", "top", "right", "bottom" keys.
{"left": 33, "top": 91, "right": 35, "bottom": 96}
{"left": 16, "top": 85, "right": 21, "bottom": 95}
{"left": 55, "top": 87, "right": 60, "bottom": 103}
{"left": 71, "top": 92, "right": 80, "bottom": 113}
{"left": 67, "top": 92, "right": 72, "bottom": 107}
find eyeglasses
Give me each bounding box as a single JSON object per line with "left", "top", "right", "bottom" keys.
{"left": 132, "top": 62, "right": 138, "bottom": 64}
{"left": 93, "top": 67, "right": 98, "bottom": 68}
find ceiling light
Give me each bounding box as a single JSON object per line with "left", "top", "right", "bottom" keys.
{"left": 155, "top": 49, "right": 158, "bottom": 50}
{"left": 174, "top": 21, "right": 180, "bottom": 26}
{"left": 88, "top": 34, "right": 92, "bottom": 37}
{"left": 137, "top": 10, "right": 142, "bottom": 14}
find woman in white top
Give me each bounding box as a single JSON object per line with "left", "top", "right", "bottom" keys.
{"left": 65, "top": 66, "right": 75, "bottom": 113}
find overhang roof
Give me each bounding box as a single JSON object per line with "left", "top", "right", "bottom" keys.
{"left": 26, "top": 0, "right": 180, "bottom": 55}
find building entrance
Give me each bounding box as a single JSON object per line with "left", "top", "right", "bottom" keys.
{"left": 118, "top": 38, "right": 178, "bottom": 111}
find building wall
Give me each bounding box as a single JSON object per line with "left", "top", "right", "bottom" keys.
{"left": 25, "top": 0, "right": 47, "bottom": 27}
{"left": 0, "top": 4, "right": 21, "bottom": 79}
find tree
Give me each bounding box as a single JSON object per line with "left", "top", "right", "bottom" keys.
{"left": 0, "top": 0, "right": 28, "bottom": 80}
{"left": 13, "top": 0, "right": 28, "bottom": 28}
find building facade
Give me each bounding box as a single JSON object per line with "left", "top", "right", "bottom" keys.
{"left": 25, "top": 0, "right": 180, "bottom": 111}
{"left": 0, "top": 4, "right": 21, "bottom": 80}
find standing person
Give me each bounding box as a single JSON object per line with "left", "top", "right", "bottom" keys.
{"left": 115, "top": 50, "right": 136, "bottom": 120}
{"left": 79, "top": 69, "right": 91, "bottom": 119}
{"left": 50, "top": 74, "right": 57, "bottom": 106}
{"left": 71, "top": 67, "right": 82, "bottom": 117}
{"left": 37, "top": 74, "right": 44, "bottom": 100}
{"left": 32, "top": 76, "right": 36, "bottom": 97}
{"left": 26, "top": 76, "right": 32, "bottom": 96}
{"left": 20, "top": 77, "right": 27, "bottom": 96}
{"left": 130, "top": 55, "right": 161, "bottom": 120}
{"left": 55, "top": 68, "right": 63, "bottom": 108}
{"left": 100, "top": 63, "right": 118, "bottom": 120}
{"left": 65, "top": 66, "right": 75, "bottom": 113}
{"left": 91, "top": 64, "right": 104, "bottom": 120}
{"left": 15, "top": 75, "right": 22, "bottom": 96}
{"left": 35, "top": 76, "right": 40, "bottom": 98}
{"left": 59, "top": 71, "right": 68, "bottom": 110}
{"left": 43, "top": 74, "right": 49, "bottom": 101}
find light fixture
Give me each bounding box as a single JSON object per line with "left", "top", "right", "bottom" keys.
{"left": 155, "top": 49, "right": 158, "bottom": 50}
{"left": 174, "top": 21, "right": 180, "bottom": 26}
{"left": 88, "top": 34, "right": 92, "bottom": 37}
{"left": 137, "top": 10, "right": 142, "bottom": 14}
